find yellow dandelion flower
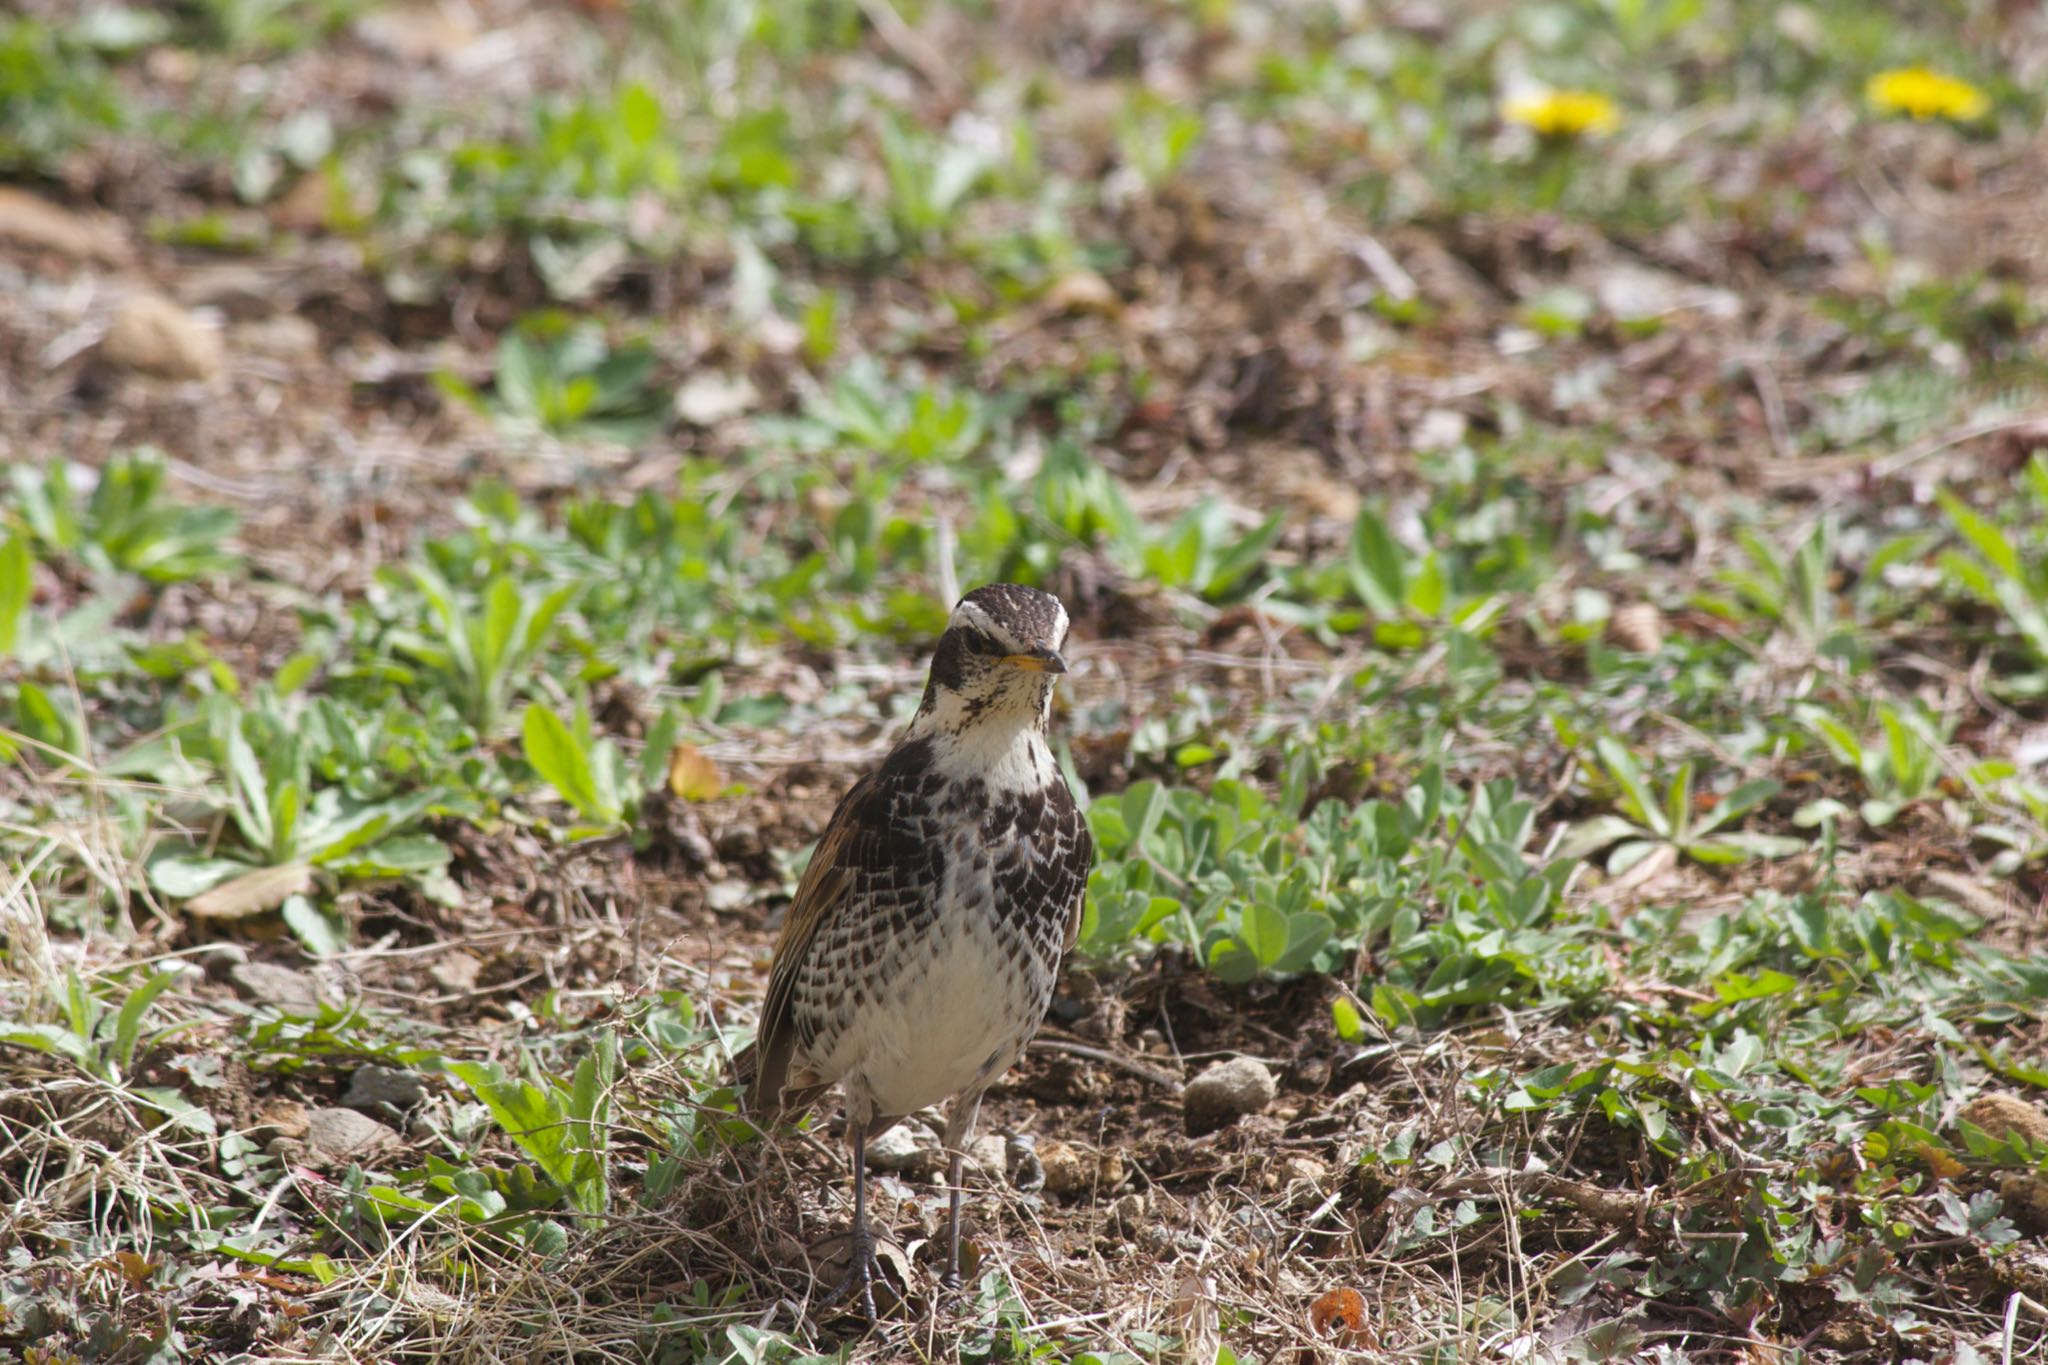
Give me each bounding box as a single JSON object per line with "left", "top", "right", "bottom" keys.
{"left": 1865, "top": 67, "right": 1990, "bottom": 122}
{"left": 1501, "top": 89, "right": 1621, "bottom": 138}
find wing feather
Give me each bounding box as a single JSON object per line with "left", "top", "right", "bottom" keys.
{"left": 742, "top": 772, "right": 876, "bottom": 1122}
{"left": 1060, "top": 800, "right": 1093, "bottom": 953}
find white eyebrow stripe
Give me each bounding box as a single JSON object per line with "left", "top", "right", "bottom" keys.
{"left": 951, "top": 599, "right": 1003, "bottom": 640}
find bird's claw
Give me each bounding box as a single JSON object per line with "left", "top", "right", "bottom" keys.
{"left": 822, "top": 1232, "right": 882, "bottom": 1322}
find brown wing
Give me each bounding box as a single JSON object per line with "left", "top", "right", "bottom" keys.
{"left": 740, "top": 770, "right": 877, "bottom": 1123}
{"left": 1056, "top": 784, "right": 1094, "bottom": 954}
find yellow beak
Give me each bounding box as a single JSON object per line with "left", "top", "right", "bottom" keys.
{"left": 1001, "top": 648, "right": 1068, "bottom": 675}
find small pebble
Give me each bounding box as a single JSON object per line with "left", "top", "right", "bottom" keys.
{"left": 1183, "top": 1056, "right": 1278, "bottom": 1134}
{"left": 342, "top": 1064, "right": 428, "bottom": 1114}
{"left": 302, "top": 1107, "right": 399, "bottom": 1165}
{"left": 1037, "top": 1138, "right": 1089, "bottom": 1196}
{"left": 865, "top": 1122, "right": 940, "bottom": 1176}
{"left": 966, "top": 1133, "right": 1008, "bottom": 1179}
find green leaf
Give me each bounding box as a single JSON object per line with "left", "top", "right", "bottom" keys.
{"left": 134, "top": 1086, "right": 216, "bottom": 1135}
{"left": 1203, "top": 510, "right": 1284, "bottom": 599}
{"left": 149, "top": 854, "right": 251, "bottom": 899}
{"left": 1692, "top": 777, "right": 1781, "bottom": 836}
{"left": 223, "top": 725, "right": 272, "bottom": 851}
{"left": 111, "top": 970, "right": 181, "bottom": 1074}
{"left": 523, "top": 703, "right": 609, "bottom": 823}
{"left": 639, "top": 703, "right": 685, "bottom": 793}
{"left": 1348, "top": 509, "right": 1405, "bottom": 616}
{"left": 1594, "top": 737, "right": 1663, "bottom": 834}
{"left": 1939, "top": 490, "right": 2021, "bottom": 581}
{"left": 617, "top": 82, "right": 662, "bottom": 145}
{"left": 1240, "top": 902, "right": 1289, "bottom": 968}
{"left": 496, "top": 334, "right": 542, "bottom": 418}
{"left": 14, "top": 681, "right": 83, "bottom": 759}
{"left": 1332, "top": 996, "right": 1365, "bottom": 1042}
{"left": 1606, "top": 839, "right": 1661, "bottom": 876}
{"left": 1274, "top": 912, "right": 1334, "bottom": 973}
{"left": 329, "top": 834, "right": 452, "bottom": 878}
{"left": 268, "top": 779, "right": 302, "bottom": 864}
{"left": 0, "top": 533, "right": 31, "bottom": 657}
{"left": 1121, "top": 781, "right": 1166, "bottom": 855}
{"left": 0, "top": 1023, "right": 95, "bottom": 1066}
{"left": 1663, "top": 761, "right": 1694, "bottom": 842}
{"left": 1205, "top": 938, "right": 1259, "bottom": 984}
{"left": 1555, "top": 814, "right": 1642, "bottom": 860}
{"left": 480, "top": 576, "right": 523, "bottom": 678}
{"left": 1693, "top": 832, "right": 1805, "bottom": 862}
{"left": 281, "top": 893, "right": 349, "bottom": 957}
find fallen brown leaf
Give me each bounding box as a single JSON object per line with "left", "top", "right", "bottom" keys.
{"left": 184, "top": 863, "right": 314, "bottom": 920}
{"left": 1309, "top": 1285, "right": 1373, "bottom": 1347}
{"left": 668, "top": 743, "right": 723, "bottom": 801}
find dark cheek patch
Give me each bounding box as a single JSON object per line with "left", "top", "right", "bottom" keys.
{"left": 929, "top": 634, "right": 968, "bottom": 692}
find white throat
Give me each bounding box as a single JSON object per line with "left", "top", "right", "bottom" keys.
{"left": 909, "top": 690, "right": 1055, "bottom": 792}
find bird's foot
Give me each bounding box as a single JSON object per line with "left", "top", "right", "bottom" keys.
{"left": 821, "top": 1231, "right": 883, "bottom": 1323}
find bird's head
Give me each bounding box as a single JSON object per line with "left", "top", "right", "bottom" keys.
{"left": 917, "top": 583, "right": 1072, "bottom": 732}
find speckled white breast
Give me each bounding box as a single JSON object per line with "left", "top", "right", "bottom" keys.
{"left": 789, "top": 732, "right": 1071, "bottom": 1125}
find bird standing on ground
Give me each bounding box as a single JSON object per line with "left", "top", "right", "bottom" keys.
{"left": 741, "top": 584, "right": 1093, "bottom": 1319}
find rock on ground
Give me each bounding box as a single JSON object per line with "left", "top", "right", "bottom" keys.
{"left": 1960, "top": 1093, "right": 2048, "bottom": 1146}
{"left": 102, "top": 293, "right": 224, "bottom": 381}
{"left": 343, "top": 1064, "right": 428, "bottom": 1113}
{"left": 302, "top": 1107, "right": 399, "bottom": 1165}
{"left": 0, "top": 187, "right": 131, "bottom": 264}
{"left": 226, "top": 961, "right": 329, "bottom": 1013}
{"left": 1183, "top": 1056, "right": 1277, "bottom": 1135}
{"left": 865, "top": 1121, "right": 941, "bottom": 1176}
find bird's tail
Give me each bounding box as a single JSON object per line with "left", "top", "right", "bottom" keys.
{"left": 730, "top": 1039, "right": 830, "bottom": 1130}
{"left": 728, "top": 1038, "right": 762, "bottom": 1109}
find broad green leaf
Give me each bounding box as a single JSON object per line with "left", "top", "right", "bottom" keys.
{"left": 1348, "top": 509, "right": 1405, "bottom": 616}
{"left": 281, "top": 893, "right": 348, "bottom": 957}
{"left": 1663, "top": 761, "right": 1694, "bottom": 842}
{"left": 0, "top": 1023, "right": 95, "bottom": 1066}
{"left": 1240, "top": 902, "right": 1289, "bottom": 967}
{"left": 134, "top": 1086, "right": 216, "bottom": 1135}
{"left": 1693, "top": 832, "right": 1805, "bottom": 862}
{"left": 1939, "top": 490, "right": 2020, "bottom": 581}
{"left": 223, "top": 726, "right": 272, "bottom": 850}
{"left": 617, "top": 82, "right": 662, "bottom": 144}
{"left": 1696, "top": 778, "right": 1780, "bottom": 834}
{"left": 496, "top": 334, "right": 542, "bottom": 419}
{"left": 639, "top": 703, "right": 685, "bottom": 793}
{"left": 1121, "top": 781, "right": 1166, "bottom": 855}
{"left": 149, "top": 854, "right": 251, "bottom": 899}
{"left": 1606, "top": 839, "right": 1661, "bottom": 876}
{"left": 1594, "top": 737, "right": 1663, "bottom": 834}
{"left": 523, "top": 703, "right": 608, "bottom": 823}
{"left": 268, "top": 779, "right": 302, "bottom": 864}
{"left": 330, "top": 835, "right": 452, "bottom": 878}
{"left": 1275, "top": 912, "right": 1334, "bottom": 973}
{"left": 480, "top": 576, "right": 522, "bottom": 678}
{"left": 1556, "top": 814, "right": 1647, "bottom": 860}
{"left": 1205, "top": 939, "right": 1259, "bottom": 984}
{"left": 1203, "top": 510, "right": 1284, "bottom": 599}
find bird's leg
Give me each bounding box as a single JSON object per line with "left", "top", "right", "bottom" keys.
{"left": 943, "top": 1145, "right": 967, "bottom": 1295}
{"left": 941, "top": 1093, "right": 986, "bottom": 1297}
{"left": 822, "top": 1124, "right": 880, "bottom": 1321}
